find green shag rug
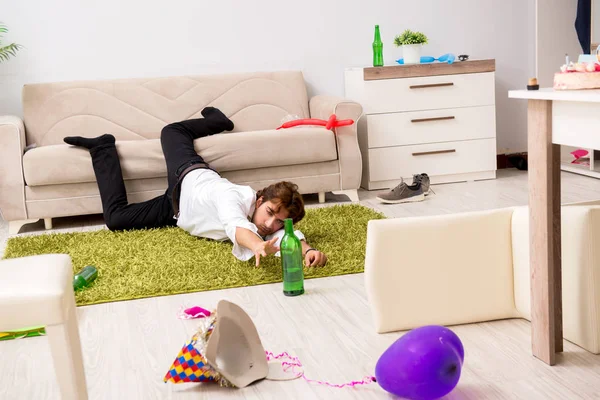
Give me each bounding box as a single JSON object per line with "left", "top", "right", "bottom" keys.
{"left": 2, "top": 204, "right": 385, "bottom": 306}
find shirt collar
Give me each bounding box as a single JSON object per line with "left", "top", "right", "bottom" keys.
{"left": 248, "top": 191, "right": 257, "bottom": 221}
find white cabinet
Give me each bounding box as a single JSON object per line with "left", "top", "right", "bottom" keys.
{"left": 344, "top": 60, "right": 498, "bottom": 190}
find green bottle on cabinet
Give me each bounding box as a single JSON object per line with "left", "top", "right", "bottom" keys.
{"left": 373, "top": 25, "right": 384, "bottom": 67}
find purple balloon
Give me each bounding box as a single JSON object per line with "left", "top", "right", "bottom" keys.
{"left": 375, "top": 325, "right": 464, "bottom": 400}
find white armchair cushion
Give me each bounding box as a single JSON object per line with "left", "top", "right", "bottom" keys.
{"left": 365, "top": 208, "right": 519, "bottom": 333}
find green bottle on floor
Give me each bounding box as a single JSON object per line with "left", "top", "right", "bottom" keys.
{"left": 373, "top": 25, "right": 384, "bottom": 67}
{"left": 281, "top": 218, "right": 304, "bottom": 296}
{"left": 73, "top": 265, "right": 98, "bottom": 291}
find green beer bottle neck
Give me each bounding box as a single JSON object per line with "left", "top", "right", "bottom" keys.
{"left": 374, "top": 25, "right": 382, "bottom": 43}
{"left": 284, "top": 218, "right": 294, "bottom": 234}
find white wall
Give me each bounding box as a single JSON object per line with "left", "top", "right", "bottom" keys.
{"left": 536, "top": 0, "right": 583, "bottom": 88}
{"left": 594, "top": 0, "right": 600, "bottom": 44}
{"left": 1, "top": 0, "right": 535, "bottom": 153}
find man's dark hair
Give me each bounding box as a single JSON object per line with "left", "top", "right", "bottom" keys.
{"left": 256, "top": 181, "right": 305, "bottom": 223}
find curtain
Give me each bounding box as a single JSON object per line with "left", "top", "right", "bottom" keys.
{"left": 575, "top": 0, "right": 592, "bottom": 53}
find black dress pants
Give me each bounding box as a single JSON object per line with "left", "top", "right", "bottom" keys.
{"left": 90, "top": 117, "right": 222, "bottom": 231}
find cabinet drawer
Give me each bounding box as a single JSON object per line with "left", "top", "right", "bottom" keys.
{"left": 368, "top": 139, "right": 497, "bottom": 182}
{"left": 367, "top": 106, "right": 496, "bottom": 148}
{"left": 361, "top": 72, "right": 495, "bottom": 114}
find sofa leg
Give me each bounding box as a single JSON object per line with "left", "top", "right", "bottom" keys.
{"left": 8, "top": 219, "right": 40, "bottom": 235}
{"left": 332, "top": 189, "right": 359, "bottom": 202}
{"left": 318, "top": 192, "right": 326, "bottom": 204}
{"left": 44, "top": 218, "right": 53, "bottom": 230}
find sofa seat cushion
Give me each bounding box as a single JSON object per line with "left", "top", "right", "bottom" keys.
{"left": 23, "top": 127, "right": 337, "bottom": 186}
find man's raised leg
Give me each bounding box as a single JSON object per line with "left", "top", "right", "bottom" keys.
{"left": 64, "top": 134, "right": 175, "bottom": 230}
{"left": 161, "top": 107, "right": 234, "bottom": 192}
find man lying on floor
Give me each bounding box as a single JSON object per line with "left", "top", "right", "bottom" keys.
{"left": 63, "top": 107, "right": 328, "bottom": 267}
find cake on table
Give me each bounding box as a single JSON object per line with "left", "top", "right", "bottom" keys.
{"left": 554, "top": 61, "right": 600, "bottom": 90}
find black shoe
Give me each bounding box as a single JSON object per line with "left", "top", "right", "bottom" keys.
{"left": 201, "top": 107, "right": 234, "bottom": 132}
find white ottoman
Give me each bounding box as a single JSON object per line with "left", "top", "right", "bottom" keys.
{"left": 0, "top": 254, "right": 88, "bottom": 399}
{"left": 364, "top": 200, "right": 600, "bottom": 354}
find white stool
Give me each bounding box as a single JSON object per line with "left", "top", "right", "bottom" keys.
{"left": 364, "top": 200, "right": 600, "bottom": 354}
{"left": 0, "top": 254, "right": 88, "bottom": 399}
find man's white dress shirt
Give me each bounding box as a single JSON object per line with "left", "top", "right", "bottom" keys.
{"left": 176, "top": 169, "right": 305, "bottom": 261}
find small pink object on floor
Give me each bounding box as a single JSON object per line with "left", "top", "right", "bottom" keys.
{"left": 266, "top": 351, "right": 376, "bottom": 388}
{"left": 177, "top": 306, "right": 212, "bottom": 320}
{"left": 571, "top": 149, "right": 590, "bottom": 166}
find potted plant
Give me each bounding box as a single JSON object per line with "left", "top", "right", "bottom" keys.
{"left": 0, "top": 22, "right": 22, "bottom": 63}
{"left": 394, "top": 29, "right": 428, "bottom": 65}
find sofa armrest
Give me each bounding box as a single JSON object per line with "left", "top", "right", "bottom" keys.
{"left": 364, "top": 209, "right": 519, "bottom": 334}
{"left": 0, "top": 115, "right": 28, "bottom": 221}
{"left": 309, "top": 95, "right": 363, "bottom": 190}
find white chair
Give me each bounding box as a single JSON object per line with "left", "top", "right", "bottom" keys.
{"left": 0, "top": 254, "right": 88, "bottom": 399}
{"left": 365, "top": 200, "right": 600, "bottom": 354}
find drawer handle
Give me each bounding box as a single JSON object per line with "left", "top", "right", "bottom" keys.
{"left": 411, "top": 116, "right": 455, "bottom": 123}
{"left": 409, "top": 82, "right": 454, "bottom": 89}
{"left": 412, "top": 149, "right": 456, "bottom": 156}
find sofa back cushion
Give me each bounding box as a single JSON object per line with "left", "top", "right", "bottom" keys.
{"left": 22, "top": 71, "right": 309, "bottom": 146}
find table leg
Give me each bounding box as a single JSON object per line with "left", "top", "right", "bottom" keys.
{"left": 552, "top": 143, "right": 563, "bottom": 354}
{"left": 527, "top": 99, "right": 562, "bottom": 365}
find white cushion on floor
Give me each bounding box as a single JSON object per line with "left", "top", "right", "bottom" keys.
{"left": 512, "top": 205, "right": 600, "bottom": 353}
{"left": 365, "top": 208, "right": 519, "bottom": 333}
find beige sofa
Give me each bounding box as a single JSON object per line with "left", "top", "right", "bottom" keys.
{"left": 364, "top": 200, "right": 600, "bottom": 354}
{"left": 0, "top": 71, "right": 363, "bottom": 234}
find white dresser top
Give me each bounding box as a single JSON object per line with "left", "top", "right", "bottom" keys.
{"left": 347, "top": 60, "right": 495, "bottom": 81}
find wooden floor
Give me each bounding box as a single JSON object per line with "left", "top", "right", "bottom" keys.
{"left": 1, "top": 169, "right": 600, "bottom": 399}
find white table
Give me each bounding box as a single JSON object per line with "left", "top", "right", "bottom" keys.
{"left": 508, "top": 88, "right": 600, "bottom": 365}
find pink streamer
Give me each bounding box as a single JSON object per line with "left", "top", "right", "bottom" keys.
{"left": 177, "top": 306, "right": 212, "bottom": 320}
{"left": 175, "top": 306, "right": 375, "bottom": 388}
{"left": 265, "top": 351, "right": 376, "bottom": 389}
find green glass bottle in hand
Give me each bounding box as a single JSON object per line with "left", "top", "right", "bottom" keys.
{"left": 373, "top": 24, "right": 384, "bottom": 67}
{"left": 73, "top": 265, "right": 98, "bottom": 291}
{"left": 280, "top": 218, "right": 304, "bottom": 296}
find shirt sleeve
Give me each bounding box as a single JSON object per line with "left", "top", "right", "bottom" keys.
{"left": 216, "top": 189, "right": 260, "bottom": 262}
{"left": 265, "top": 228, "right": 305, "bottom": 257}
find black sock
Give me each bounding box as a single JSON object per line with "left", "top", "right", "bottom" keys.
{"left": 64, "top": 134, "right": 116, "bottom": 150}
{"left": 201, "top": 107, "right": 234, "bottom": 132}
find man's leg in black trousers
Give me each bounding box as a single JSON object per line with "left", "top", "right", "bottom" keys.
{"left": 63, "top": 134, "right": 175, "bottom": 231}
{"left": 62, "top": 106, "right": 232, "bottom": 230}
{"left": 161, "top": 107, "right": 234, "bottom": 196}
